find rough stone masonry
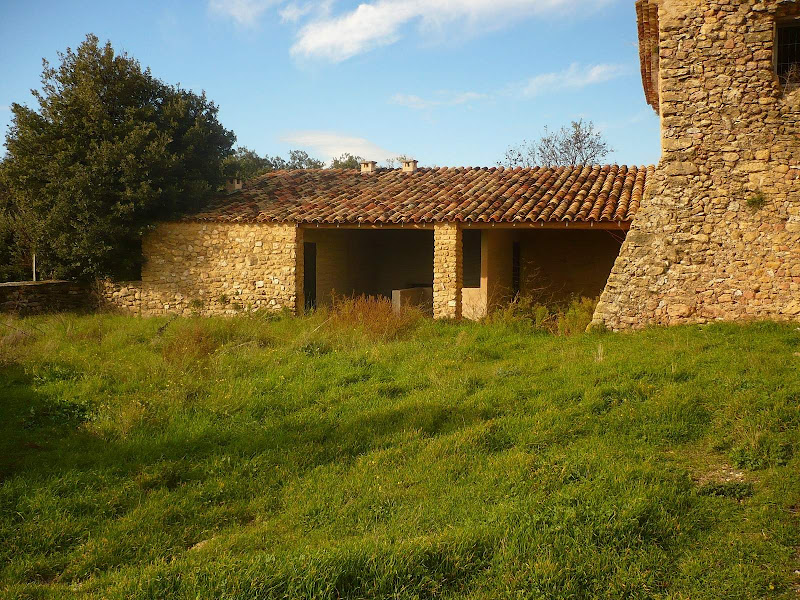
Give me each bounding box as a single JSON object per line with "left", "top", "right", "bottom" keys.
{"left": 106, "top": 223, "right": 304, "bottom": 316}
{"left": 433, "top": 223, "right": 463, "bottom": 319}
{"left": 593, "top": 0, "right": 800, "bottom": 329}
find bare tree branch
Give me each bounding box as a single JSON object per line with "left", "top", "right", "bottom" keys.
{"left": 499, "top": 120, "right": 612, "bottom": 168}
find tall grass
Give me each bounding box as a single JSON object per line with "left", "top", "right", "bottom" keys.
{"left": 0, "top": 312, "right": 799, "bottom": 599}
{"left": 488, "top": 295, "right": 598, "bottom": 335}
{"left": 326, "top": 294, "right": 423, "bottom": 340}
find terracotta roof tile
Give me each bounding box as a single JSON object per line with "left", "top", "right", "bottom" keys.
{"left": 189, "top": 165, "right": 654, "bottom": 225}
{"left": 637, "top": 0, "right": 660, "bottom": 113}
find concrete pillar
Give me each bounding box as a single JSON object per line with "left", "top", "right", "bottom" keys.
{"left": 433, "top": 223, "right": 462, "bottom": 319}
{"left": 481, "top": 229, "right": 514, "bottom": 312}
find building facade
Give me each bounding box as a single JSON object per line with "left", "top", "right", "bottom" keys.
{"left": 592, "top": 0, "right": 800, "bottom": 328}
{"left": 105, "top": 165, "right": 648, "bottom": 319}
{"left": 107, "top": 1, "right": 800, "bottom": 327}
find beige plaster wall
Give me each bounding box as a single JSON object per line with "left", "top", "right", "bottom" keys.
{"left": 483, "top": 229, "right": 514, "bottom": 310}
{"left": 303, "top": 229, "right": 433, "bottom": 305}
{"left": 521, "top": 230, "right": 624, "bottom": 302}
{"left": 462, "top": 287, "right": 485, "bottom": 321}
{"left": 461, "top": 229, "right": 514, "bottom": 320}
{"left": 353, "top": 230, "right": 433, "bottom": 297}
{"left": 303, "top": 229, "right": 349, "bottom": 307}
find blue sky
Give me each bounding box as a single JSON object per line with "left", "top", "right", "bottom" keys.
{"left": 0, "top": 0, "right": 661, "bottom": 167}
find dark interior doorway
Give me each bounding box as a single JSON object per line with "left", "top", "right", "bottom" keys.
{"left": 462, "top": 229, "right": 481, "bottom": 288}
{"left": 304, "top": 242, "right": 317, "bottom": 310}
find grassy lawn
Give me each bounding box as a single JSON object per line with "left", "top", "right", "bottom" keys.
{"left": 1, "top": 309, "right": 799, "bottom": 599}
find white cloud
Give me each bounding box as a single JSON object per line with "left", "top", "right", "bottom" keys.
{"left": 279, "top": 0, "right": 332, "bottom": 23}
{"left": 279, "top": 3, "right": 313, "bottom": 23}
{"left": 208, "top": 0, "right": 280, "bottom": 27}
{"left": 281, "top": 130, "right": 397, "bottom": 162}
{"left": 290, "top": 0, "right": 611, "bottom": 62}
{"left": 392, "top": 63, "right": 626, "bottom": 110}
{"left": 390, "top": 91, "right": 486, "bottom": 110}
{"left": 522, "top": 63, "right": 626, "bottom": 97}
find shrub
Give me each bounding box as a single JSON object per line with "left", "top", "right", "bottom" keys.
{"left": 328, "top": 294, "right": 423, "bottom": 341}
{"left": 161, "top": 321, "right": 220, "bottom": 366}
{"left": 746, "top": 191, "right": 766, "bottom": 211}
{"left": 489, "top": 295, "right": 598, "bottom": 335}
{"left": 557, "top": 297, "right": 598, "bottom": 336}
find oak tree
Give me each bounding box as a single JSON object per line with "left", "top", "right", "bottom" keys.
{"left": 3, "top": 34, "right": 235, "bottom": 280}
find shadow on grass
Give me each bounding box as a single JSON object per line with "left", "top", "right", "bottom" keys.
{"left": 0, "top": 364, "right": 95, "bottom": 482}
{"left": 1, "top": 352, "right": 497, "bottom": 485}
{"left": 0, "top": 357, "right": 508, "bottom": 594}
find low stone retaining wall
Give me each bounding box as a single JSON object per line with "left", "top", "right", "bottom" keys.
{"left": 97, "top": 280, "right": 142, "bottom": 315}
{"left": 0, "top": 281, "right": 92, "bottom": 315}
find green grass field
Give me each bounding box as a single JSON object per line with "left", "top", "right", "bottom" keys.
{"left": 1, "top": 307, "right": 799, "bottom": 599}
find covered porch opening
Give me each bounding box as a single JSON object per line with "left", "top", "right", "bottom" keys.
{"left": 302, "top": 226, "right": 434, "bottom": 313}
{"left": 460, "top": 225, "right": 627, "bottom": 320}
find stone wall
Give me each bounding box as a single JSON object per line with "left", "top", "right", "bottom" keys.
{"left": 433, "top": 223, "right": 462, "bottom": 319}
{"left": 594, "top": 0, "right": 800, "bottom": 329}
{"left": 98, "top": 280, "right": 142, "bottom": 315}
{"left": 133, "top": 222, "right": 302, "bottom": 316}
{"left": 0, "top": 281, "right": 91, "bottom": 315}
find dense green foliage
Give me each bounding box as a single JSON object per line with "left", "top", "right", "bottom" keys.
{"left": 2, "top": 35, "right": 235, "bottom": 281}
{"left": 222, "top": 147, "right": 324, "bottom": 180}
{"left": 222, "top": 150, "right": 416, "bottom": 178}
{"left": 330, "top": 152, "right": 365, "bottom": 169}
{"left": 0, "top": 170, "right": 29, "bottom": 282}
{"left": 1, "top": 311, "right": 799, "bottom": 599}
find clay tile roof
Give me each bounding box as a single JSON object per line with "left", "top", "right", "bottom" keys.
{"left": 636, "top": 0, "right": 660, "bottom": 113}
{"left": 189, "top": 165, "right": 654, "bottom": 225}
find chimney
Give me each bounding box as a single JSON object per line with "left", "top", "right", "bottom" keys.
{"left": 402, "top": 159, "right": 418, "bottom": 174}
{"left": 225, "top": 178, "right": 243, "bottom": 193}
{"left": 360, "top": 160, "right": 377, "bottom": 174}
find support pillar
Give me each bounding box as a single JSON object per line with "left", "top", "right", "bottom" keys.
{"left": 433, "top": 223, "right": 462, "bottom": 319}
{"left": 290, "top": 225, "right": 304, "bottom": 315}
{"left": 481, "top": 229, "right": 514, "bottom": 313}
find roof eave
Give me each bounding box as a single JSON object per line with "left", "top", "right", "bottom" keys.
{"left": 636, "top": 0, "right": 660, "bottom": 114}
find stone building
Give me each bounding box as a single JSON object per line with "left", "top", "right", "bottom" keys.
{"left": 592, "top": 0, "right": 800, "bottom": 329}
{"left": 108, "top": 0, "right": 800, "bottom": 326}
{"left": 108, "top": 163, "right": 649, "bottom": 318}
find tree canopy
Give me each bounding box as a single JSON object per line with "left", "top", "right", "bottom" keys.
{"left": 330, "top": 153, "right": 364, "bottom": 169}
{"left": 222, "top": 150, "right": 416, "bottom": 178}
{"left": 2, "top": 34, "right": 235, "bottom": 281}
{"left": 222, "top": 148, "right": 325, "bottom": 180}
{"left": 0, "top": 165, "right": 31, "bottom": 282}
{"left": 500, "top": 120, "right": 612, "bottom": 168}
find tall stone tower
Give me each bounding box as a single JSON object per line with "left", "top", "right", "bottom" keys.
{"left": 593, "top": 0, "right": 800, "bottom": 329}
